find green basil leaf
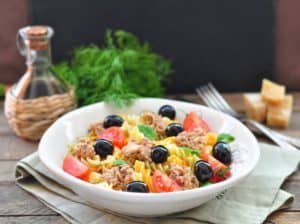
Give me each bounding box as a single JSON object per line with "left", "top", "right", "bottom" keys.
{"left": 112, "top": 159, "right": 127, "bottom": 166}
{"left": 217, "top": 133, "right": 235, "bottom": 143}
{"left": 179, "top": 147, "right": 200, "bottom": 156}
{"left": 201, "top": 181, "right": 213, "bottom": 187}
{"left": 216, "top": 167, "right": 230, "bottom": 177}
{"left": 137, "top": 124, "right": 157, "bottom": 140}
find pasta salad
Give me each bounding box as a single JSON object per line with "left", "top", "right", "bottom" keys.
{"left": 62, "top": 105, "right": 235, "bottom": 193}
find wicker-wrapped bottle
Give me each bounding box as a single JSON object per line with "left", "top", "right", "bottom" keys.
{"left": 4, "top": 25, "right": 76, "bottom": 141}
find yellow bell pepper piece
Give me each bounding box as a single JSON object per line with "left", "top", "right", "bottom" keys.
{"left": 205, "top": 132, "right": 217, "bottom": 146}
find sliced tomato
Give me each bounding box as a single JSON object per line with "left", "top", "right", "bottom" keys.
{"left": 210, "top": 173, "right": 226, "bottom": 183}
{"left": 183, "top": 112, "right": 210, "bottom": 132}
{"left": 98, "top": 127, "right": 127, "bottom": 149}
{"left": 62, "top": 155, "right": 90, "bottom": 179}
{"left": 202, "top": 154, "right": 231, "bottom": 183}
{"left": 152, "top": 170, "right": 182, "bottom": 193}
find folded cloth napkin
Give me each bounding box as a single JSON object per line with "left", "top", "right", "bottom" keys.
{"left": 15, "top": 143, "right": 300, "bottom": 224}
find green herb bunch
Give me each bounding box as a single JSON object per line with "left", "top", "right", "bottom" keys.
{"left": 0, "top": 84, "right": 4, "bottom": 97}
{"left": 52, "top": 30, "right": 172, "bottom": 107}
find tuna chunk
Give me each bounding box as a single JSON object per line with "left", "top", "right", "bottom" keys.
{"left": 101, "top": 165, "right": 134, "bottom": 190}
{"left": 122, "top": 140, "right": 152, "bottom": 162}
{"left": 176, "top": 128, "right": 206, "bottom": 150}
{"left": 140, "top": 112, "right": 166, "bottom": 136}
{"left": 168, "top": 164, "right": 199, "bottom": 190}
{"left": 88, "top": 122, "right": 104, "bottom": 137}
{"left": 74, "top": 138, "right": 95, "bottom": 159}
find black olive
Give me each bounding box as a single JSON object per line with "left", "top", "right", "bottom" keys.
{"left": 103, "top": 115, "right": 124, "bottom": 128}
{"left": 194, "top": 160, "right": 213, "bottom": 182}
{"left": 213, "top": 142, "right": 232, "bottom": 165}
{"left": 158, "top": 105, "right": 176, "bottom": 119}
{"left": 165, "top": 123, "right": 184, "bottom": 137}
{"left": 94, "top": 139, "right": 114, "bottom": 158}
{"left": 126, "top": 181, "right": 149, "bottom": 193}
{"left": 151, "top": 145, "right": 169, "bottom": 163}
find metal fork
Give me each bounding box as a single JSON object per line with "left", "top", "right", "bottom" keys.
{"left": 196, "top": 83, "right": 300, "bottom": 149}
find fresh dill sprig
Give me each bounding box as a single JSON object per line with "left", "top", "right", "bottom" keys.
{"left": 52, "top": 30, "right": 172, "bottom": 107}
{"left": 0, "top": 84, "right": 4, "bottom": 97}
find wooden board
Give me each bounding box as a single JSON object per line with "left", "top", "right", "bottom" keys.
{"left": 0, "top": 183, "right": 56, "bottom": 216}
{"left": 0, "top": 214, "right": 299, "bottom": 224}
{"left": 0, "top": 216, "right": 66, "bottom": 224}
{"left": 0, "top": 94, "right": 299, "bottom": 223}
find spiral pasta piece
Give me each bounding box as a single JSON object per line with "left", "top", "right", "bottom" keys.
{"left": 121, "top": 114, "right": 141, "bottom": 126}
{"left": 85, "top": 155, "right": 114, "bottom": 172}
{"left": 165, "top": 143, "right": 200, "bottom": 168}
{"left": 88, "top": 171, "right": 102, "bottom": 184}
{"left": 148, "top": 161, "right": 169, "bottom": 173}
{"left": 134, "top": 160, "right": 155, "bottom": 192}
{"left": 84, "top": 149, "right": 126, "bottom": 172}
{"left": 122, "top": 122, "right": 144, "bottom": 142}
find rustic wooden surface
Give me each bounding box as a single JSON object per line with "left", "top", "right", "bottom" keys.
{"left": 0, "top": 93, "right": 299, "bottom": 224}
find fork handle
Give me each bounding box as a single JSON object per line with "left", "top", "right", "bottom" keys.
{"left": 244, "top": 119, "right": 300, "bottom": 149}
{"left": 271, "top": 131, "right": 300, "bottom": 148}
{"left": 245, "top": 120, "right": 297, "bottom": 150}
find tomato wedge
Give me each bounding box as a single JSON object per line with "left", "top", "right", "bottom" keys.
{"left": 183, "top": 112, "right": 210, "bottom": 132}
{"left": 98, "top": 127, "right": 127, "bottom": 149}
{"left": 62, "top": 155, "right": 90, "bottom": 179}
{"left": 202, "top": 154, "right": 231, "bottom": 183}
{"left": 152, "top": 170, "right": 182, "bottom": 192}
{"left": 210, "top": 173, "right": 226, "bottom": 183}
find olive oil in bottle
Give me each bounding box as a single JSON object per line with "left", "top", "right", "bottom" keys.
{"left": 13, "top": 26, "right": 66, "bottom": 99}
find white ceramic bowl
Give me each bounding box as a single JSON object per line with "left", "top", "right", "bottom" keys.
{"left": 38, "top": 98, "right": 260, "bottom": 217}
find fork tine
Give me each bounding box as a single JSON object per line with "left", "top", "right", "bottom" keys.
{"left": 197, "top": 84, "right": 237, "bottom": 117}
{"left": 196, "top": 87, "right": 220, "bottom": 110}
{"left": 197, "top": 86, "right": 224, "bottom": 111}
{"left": 201, "top": 85, "right": 232, "bottom": 114}
{"left": 207, "top": 83, "right": 233, "bottom": 111}
{"left": 195, "top": 87, "right": 213, "bottom": 107}
{"left": 200, "top": 85, "right": 224, "bottom": 110}
{"left": 207, "top": 83, "right": 238, "bottom": 115}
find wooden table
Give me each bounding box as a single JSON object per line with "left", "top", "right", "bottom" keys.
{"left": 0, "top": 93, "right": 299, "bottom": 224}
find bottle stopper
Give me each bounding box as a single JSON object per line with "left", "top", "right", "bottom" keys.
{"left": 26, "top": 26, "right": 49, "bottom": 51}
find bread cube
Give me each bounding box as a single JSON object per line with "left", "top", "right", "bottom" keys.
{"left": 261, "top": 79, "right": 285, "bottom": 104}
{"left": 243, "top": 93, "right": 267, "bottom": 122}
{"left": 267, "top": 95, "right": 293, "bottom": 128}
